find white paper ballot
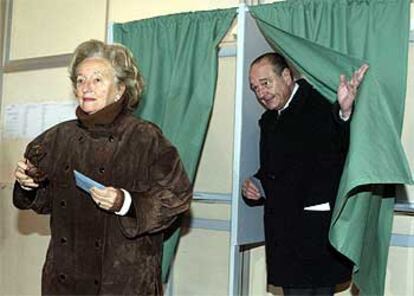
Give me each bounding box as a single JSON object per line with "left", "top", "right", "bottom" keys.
{"left": 304, "top": 202, "right": 330, "bottom": 211}
{"left": 74, "top": 170, "right": 105, "bottom": 193}
{"left": 250, "top": 176, "right": 266, "bottom": 199}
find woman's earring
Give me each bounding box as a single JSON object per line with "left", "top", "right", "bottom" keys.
{"left": 115, "top": 94, "right": 120, "bottom": 102}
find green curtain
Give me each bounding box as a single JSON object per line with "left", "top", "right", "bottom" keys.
{"left": 113, "top": 8, "right": 237, "bottom": 282}
{"left": 250, "top": 0, "right": 412, "bottom": 295}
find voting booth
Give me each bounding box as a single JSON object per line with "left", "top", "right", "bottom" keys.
{"left": 229, "top": 6, "right": 269, "bottom": 295}
{"left": 110, "top": 2, "right": 413, "bottom": 295}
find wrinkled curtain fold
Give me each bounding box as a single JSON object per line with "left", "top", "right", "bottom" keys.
{"left": 250, "top": 0, "right": 412, "bottom": 295}
{"left": 113, "top": 8, "right": 237, "bottom": 282}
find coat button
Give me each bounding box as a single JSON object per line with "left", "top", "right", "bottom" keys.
{"left": 59, "top": 273, "right": 67, "bottom": 282}
{"left": 60, "top": 200, "right": 67, "bottom": 208}
{"left": 94, "top": 279, "right": 99, "bottom": 285}
{"left": 99, "top": 167, "right": 105, "bottom": 174}
{"left": 267, "top": 174, "right": 276, "bottom": 180}
{"left": 64, "top": 165, "right": 70, "bottom": 172}
{"left": 60, "top": 237, "right": 67, "bottom": 244}
{"left": 109, "top": 135, "right": 115, "bottom": 142}
{"left": 95, "top": 239, "right": 101, "bottom": 249}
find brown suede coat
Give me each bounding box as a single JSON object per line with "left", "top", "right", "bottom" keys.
{"left": 13, "top": 101, "right": 192, "bottom": 295}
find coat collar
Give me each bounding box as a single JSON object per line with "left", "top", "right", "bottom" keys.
{"left": 76, "top": 96, "right": 128, "bottom": 130}
{"left": 259, "top": 78, "right": 311, "bottom": 130}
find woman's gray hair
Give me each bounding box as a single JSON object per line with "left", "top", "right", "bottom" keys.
{"left": 69, "top": 39, "right": 144, "bottom": 111}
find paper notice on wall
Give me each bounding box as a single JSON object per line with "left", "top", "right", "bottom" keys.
{"left": 2, "top": 101, "right": 77, "bottom": 139}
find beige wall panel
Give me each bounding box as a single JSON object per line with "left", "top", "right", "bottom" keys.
{"left": 2, "top": 68, "right": 72, "bottom": 103}
{"left": 0, "top": 185, "right": 50, "bottom": 295}
{"left": 393, "top": 214, "right": 414, "bottom": 236}
{"left": 173, "top": 228, "right": 230, "bottom": 295}
{"left": 109, "top": 0, "right": 238, "bottom": 23}
{"left": 0, "top": 139, "right": 27, "bottom": 182}
{"left": 193, "top": 57, "right": 235, "bottom": 194}
{"left": 249, "top": 245, "right": 274, "bottom": 296}
{"left": 10, "top": 0, "right": 107, "bottom": 59}
{"left": 191, "top": 201, "right": 230, "bottom": 221}
{"left": 388, "top": 200, "right": 414, "bottom": 296}
{"left": 1, "top": 68, "right": 75, "bottom": 183}
{"left": 385, "top": 246, "right": 414, "bottom": 296}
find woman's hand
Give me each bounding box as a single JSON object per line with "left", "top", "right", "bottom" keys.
{"left": 90, "top": 187, "right": 125, "bottom": 212}
{"left": 15, "top": 159, "right": 40, "bottom": 190}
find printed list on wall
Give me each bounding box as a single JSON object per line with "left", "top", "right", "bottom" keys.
{"left": 2, "top": 101, "right": 77, "bottom": 139}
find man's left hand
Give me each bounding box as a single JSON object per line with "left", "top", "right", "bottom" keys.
{"left": 337, "top": 64, "right": 369, "bottom": 119}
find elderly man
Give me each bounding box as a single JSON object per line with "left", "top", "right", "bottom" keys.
{"left": 242, "top": 52, "right": 368, "bottom": 296}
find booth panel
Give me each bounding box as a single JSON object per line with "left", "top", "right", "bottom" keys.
{"left": 233, "top": 11, "right": 272, "bottom": 246}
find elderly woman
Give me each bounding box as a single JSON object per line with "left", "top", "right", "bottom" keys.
{"left": 13, "top": 40, "right": 192, "bottom": 295}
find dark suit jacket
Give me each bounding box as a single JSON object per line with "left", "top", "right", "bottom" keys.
{"left": 256, "top": 79, "right": 353, "bottom": 288}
